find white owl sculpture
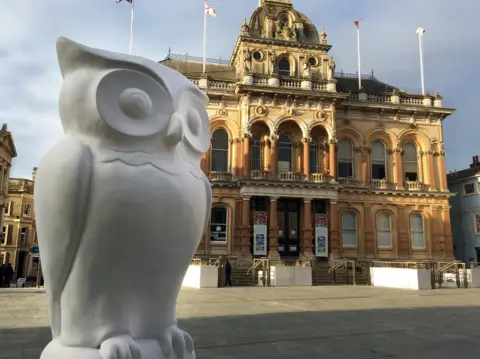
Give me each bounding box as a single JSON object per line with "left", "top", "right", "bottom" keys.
{"left": 34, "top": 37, "right": 212, "bottom": 359}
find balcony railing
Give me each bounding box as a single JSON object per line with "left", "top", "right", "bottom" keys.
{"left": 404, "top": 181, "right": 429, "bottom": 191}
{"left": 206, "top": 171, "right": 431, "bottom": 192}
{"left": 208, "top": 172, "right": 232, "bottom": 181}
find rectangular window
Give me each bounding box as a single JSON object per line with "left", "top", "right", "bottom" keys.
{"left": 6, "top": 225, "right": 13, "bottom": 245}
{"left": 210, "top": 207, "right": 227, "bottom": 242}
{"left": 23, "top": 204, "right": 31, "bottom": 217}
{"left": 410, "top": 214, "right": 425, "bottom": 249}
{"left": 1, "top": 226, "right": 5, "bottom": 245}
{"left": 464, "top": 183, "right": 475, "bottom": 195}
{"left": 377, "top": 213, "right": 392, "bottom": 247}
{"left": 475, "top": 214, "right": 480, "bottom": 234}
{"left": 5, "top": 201, "right": 13, "bottom": 215}
{"left": 20, "top": 228, "right": 28, "bottom": 247}
{"left": 341, "top": 212, "right": 357, "bottom": 246}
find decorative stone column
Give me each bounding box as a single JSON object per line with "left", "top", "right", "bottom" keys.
{"left": 394, "top": 148, "right": 404, "bottom": 190}
{"left": 364, "top": 205, "right": 375, "bottom": 258}
{"left": 302, "top": 199, "right": 313, "bottom": 256}
{"left": 295, "top": 142, "right": 302, "bottom": 173}
{"left": 263, "top": 137, "right": 271, "bottom": 173}
{"left": 242, "top": 133, "right": 251, "bottom": 178}
{"left": 329, "top": 201, "right": 340, "bottom": 258}
{"left": 241, "top": 197, "right": 251, "bottom": 255}
{"left": 397, "top": 206, "right": 410, "bottom": 259}
{"left": 359, "top": 147, "right": 369, "bottom": 186}
{"left": 270, "top": 135, "right": 278, "bottom": 178}
{"left": 437, "top": 151, "right": 448, "bottom": 191}
{"left": 329, "top": 139, "right": 337, "bottom": 180}
{"left": 303, "top": 138, "right": 310, "bottom": 180}
{"left": 443, "top": 206, "right": 454, "bottom": 258}
{"left": 323, "top": 143, "right": 329, "bottom": 174}
{"left": 427, "top": 151, "right": 436, "bottom": 191}
{"left": 234, "top": 198, "right": 243, "bottom": 252}
{"left": 268, "top": 197, "right": 279, "bottom": 258}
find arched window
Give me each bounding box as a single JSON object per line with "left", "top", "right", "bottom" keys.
{"left": 403, "top": 142, "right": 418, "bottom": 181}
{"left": 410, "top": 213, "right": 425, "bottom": 248}
{"left": 210, "top": 207, "right": 227, "bottom": 242}
{"left": 251, "top": 133, "right": 262, "bottom": 171}
{"left": 277, "top": 133, "right": 292, "bottom": 172}
{"left": 278, "top": 58, "right": 290, "bottom": 77}
{"left": 341, "top": 211, "right": 357, "bottom": 246}
{"left": 338, "top": 138, "right": 353, "bottom": 178}
{"left": 211, "top": 129, "right": 229, "bottom": 172}
{"left": 376, "top": 212, "right": 392, "bottom": 247}
{"left": 309, "top": 139, "right": 318, "bottom": 174}
{"left": 372, "top": 140, "right": 386, "bottom": 180}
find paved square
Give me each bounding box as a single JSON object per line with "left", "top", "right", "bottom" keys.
{"left": 1, "top": 286, "right": 480, "bottom": 359}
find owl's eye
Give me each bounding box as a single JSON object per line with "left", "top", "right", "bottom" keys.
{"left": 119, "top": 88, "right": 153, "bottom": 120}
{"left": 186, "top": 109, "right": 201, "bottom": 135}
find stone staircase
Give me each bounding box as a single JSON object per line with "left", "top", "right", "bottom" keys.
{"left": 231, "top": 265, "right": 257, "bottom": 287}
{"left": 313, "top": 261, "right": 369, "bottom": 286}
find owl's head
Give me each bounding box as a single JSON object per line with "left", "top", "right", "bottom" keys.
{"left": 56, "top": 37, "right": 210, "bottom": 155}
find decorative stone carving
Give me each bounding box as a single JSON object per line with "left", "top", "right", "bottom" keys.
{"left": 328, "top": 57, "right": 336, "bottom": 78}
{"left": 34, "top": 37, "right": 211, "bottom": 359}
{"left": 243, "top": 48, "right": 252, "bottom": 73}
{"left": 314, "top": 110, "right": 327, "bottom": 121}
{"left": 285, "top": 107, "right": 295, "bottom": 116}
{"left": 217, "top": 108, "right": 228, "bottom": 116}
{"left": 254, "top": 105, "right": 268, "bottom": 116}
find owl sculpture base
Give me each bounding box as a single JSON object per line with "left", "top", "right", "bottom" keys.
{"left": 34, "top": 37, "right": 212, "bottom": 359}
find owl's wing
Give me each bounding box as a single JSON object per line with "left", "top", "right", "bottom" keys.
{"left": 201, "top": 171, "right": 212, "bottom": 238}
{"left": 34, "top": 136, "right": 93, "bottom": 338}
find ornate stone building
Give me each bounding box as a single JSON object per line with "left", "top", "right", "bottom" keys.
{"left": 0, "top": 123, "right": 17, "bottom": 265}
{"left": 162, "top": 0, "right": 454, "bottom": 261}
{"left": 1, "top": 169, "right": 38, "bottom": 278}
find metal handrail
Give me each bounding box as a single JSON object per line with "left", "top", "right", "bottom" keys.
{"left": 435, "top": 260, "right": 464, "bottom": 275}
{"left": 328, "top": 258, "right": 349, "bottom": 274}
{"left": 247, "top": 258, "right": 268, "bottom": 274}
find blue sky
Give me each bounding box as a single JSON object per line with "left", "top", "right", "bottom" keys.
{"left": 1, "top": 0, "right": 478, "bottom": 178}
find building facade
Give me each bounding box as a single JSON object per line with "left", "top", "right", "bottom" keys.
{"left": 1, "top": 169, "right": 38, "bottom": 278}
{"left": 163, "top": 0, "right": 455, "bottom": 262}
{"left": 448, "top": 157, "right": 480, "bottom": 264}
{"left": 0, "top": 123, "right": 17, "bottom": 264}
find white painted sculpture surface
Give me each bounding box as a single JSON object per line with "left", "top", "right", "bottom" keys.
{"left": 34, "top": 37, "right": 212, "bottom": 359}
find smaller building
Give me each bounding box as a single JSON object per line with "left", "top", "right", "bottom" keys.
{"left": 1, "top": 168, "right": 38, "bottom": 278}
{"left": 447, "top": 157, "right": 480, "bottom": 263}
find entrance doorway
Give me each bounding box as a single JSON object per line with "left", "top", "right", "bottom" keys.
{"left": 17, "top": 251, "right": 27, "bottom": 279}
{"left": 475, "top": 247, "right": 480, "bottom": 263}
{"left": 277, "top": 198, "right": 300, "bottom": 257}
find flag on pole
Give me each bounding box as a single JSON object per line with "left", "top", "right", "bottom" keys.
{"left": 115, "top": 0, "right": 134, "bottom": 54}
{"left": 354, "top": 19, "right": 361, "bottom": 28}
{"left": 205, "top": 3, "right": 217, "bottom": 17}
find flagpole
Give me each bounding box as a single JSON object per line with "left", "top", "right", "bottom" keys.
{"left": 356, "top": 22, "right": 362, "bottom": 91}
{"left": 129, "top": 0, "right": 135, "bottom": 55}
{"left": 203, "top": 0, "right": 207, "bottom": 74}
{"left": 417, "top": 27, "right": 425, "bottom": 95}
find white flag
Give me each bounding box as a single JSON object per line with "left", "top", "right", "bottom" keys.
{"left": 205, "top": 3, "right": 216, "bottom": 17}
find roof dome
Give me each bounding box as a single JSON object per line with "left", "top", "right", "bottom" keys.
{"left": 245, "top": 0, "right": 321, "bottom": 44}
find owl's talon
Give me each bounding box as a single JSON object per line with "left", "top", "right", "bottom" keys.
{"left": 159, "top": 326, "right": 194, "bottom": 359}
{"left": 100, "top": 335, "right": 142, "bottom": 359}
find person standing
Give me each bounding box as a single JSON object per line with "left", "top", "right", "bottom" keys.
{"left": 225, "top": 260, "right": 232, "bottom": 287}
{"left": 0, "top": 264, "right": 4, "bottom": 287}
{"left": 4, "top": 263, "right": 13, "bottom": 288}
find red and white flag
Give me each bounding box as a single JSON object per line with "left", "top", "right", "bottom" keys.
{"left": 354, "top": 18, "right": 362, "bottom": 28}
{"left": 205, "top": 3, "right": 216, "bottom": 17}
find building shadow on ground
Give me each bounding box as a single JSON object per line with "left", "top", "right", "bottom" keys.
{"left": 2, "top": 306, "right": 479, "bottom": 359}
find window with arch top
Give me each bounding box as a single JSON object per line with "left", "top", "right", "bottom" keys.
{"left": 211, "top": 129, "right": 229, "bottom": 172}
{"left": 210, "top": 207, "right": 227, "bottom": 242}
{"left": 338, "top": 138, "right": 354, "bottom": 178}
{"left": 409, "top": 213, "right": 425, "bottom": 248}
{"left": 371, "top": 140, "right": 387, "bottom": 180}
{"left": 278, "top": 58, "right": 290, "bottom": 77}
{"left": 251, "top": 133, "right": 262, "bottom": 171}
{"left": 403, "top": 142, "right": 418, "bottom": 181}
{"left": 277, "top": 133, "right": 292, "bottom": 172}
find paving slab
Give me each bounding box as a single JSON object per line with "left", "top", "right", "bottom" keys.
{"left": 1, "top": 286, "right": 480, "bottom": 358}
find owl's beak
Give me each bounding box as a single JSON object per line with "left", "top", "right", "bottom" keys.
{"left": 165, "top": 112, "right": 184, "bottom": 147}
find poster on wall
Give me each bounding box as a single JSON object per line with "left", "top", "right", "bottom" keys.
{"left": 315, "top": 214, "right": 329, "bottom": 258}
{"left": 253, "top": 211, "right": 268, "bottom": 256}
